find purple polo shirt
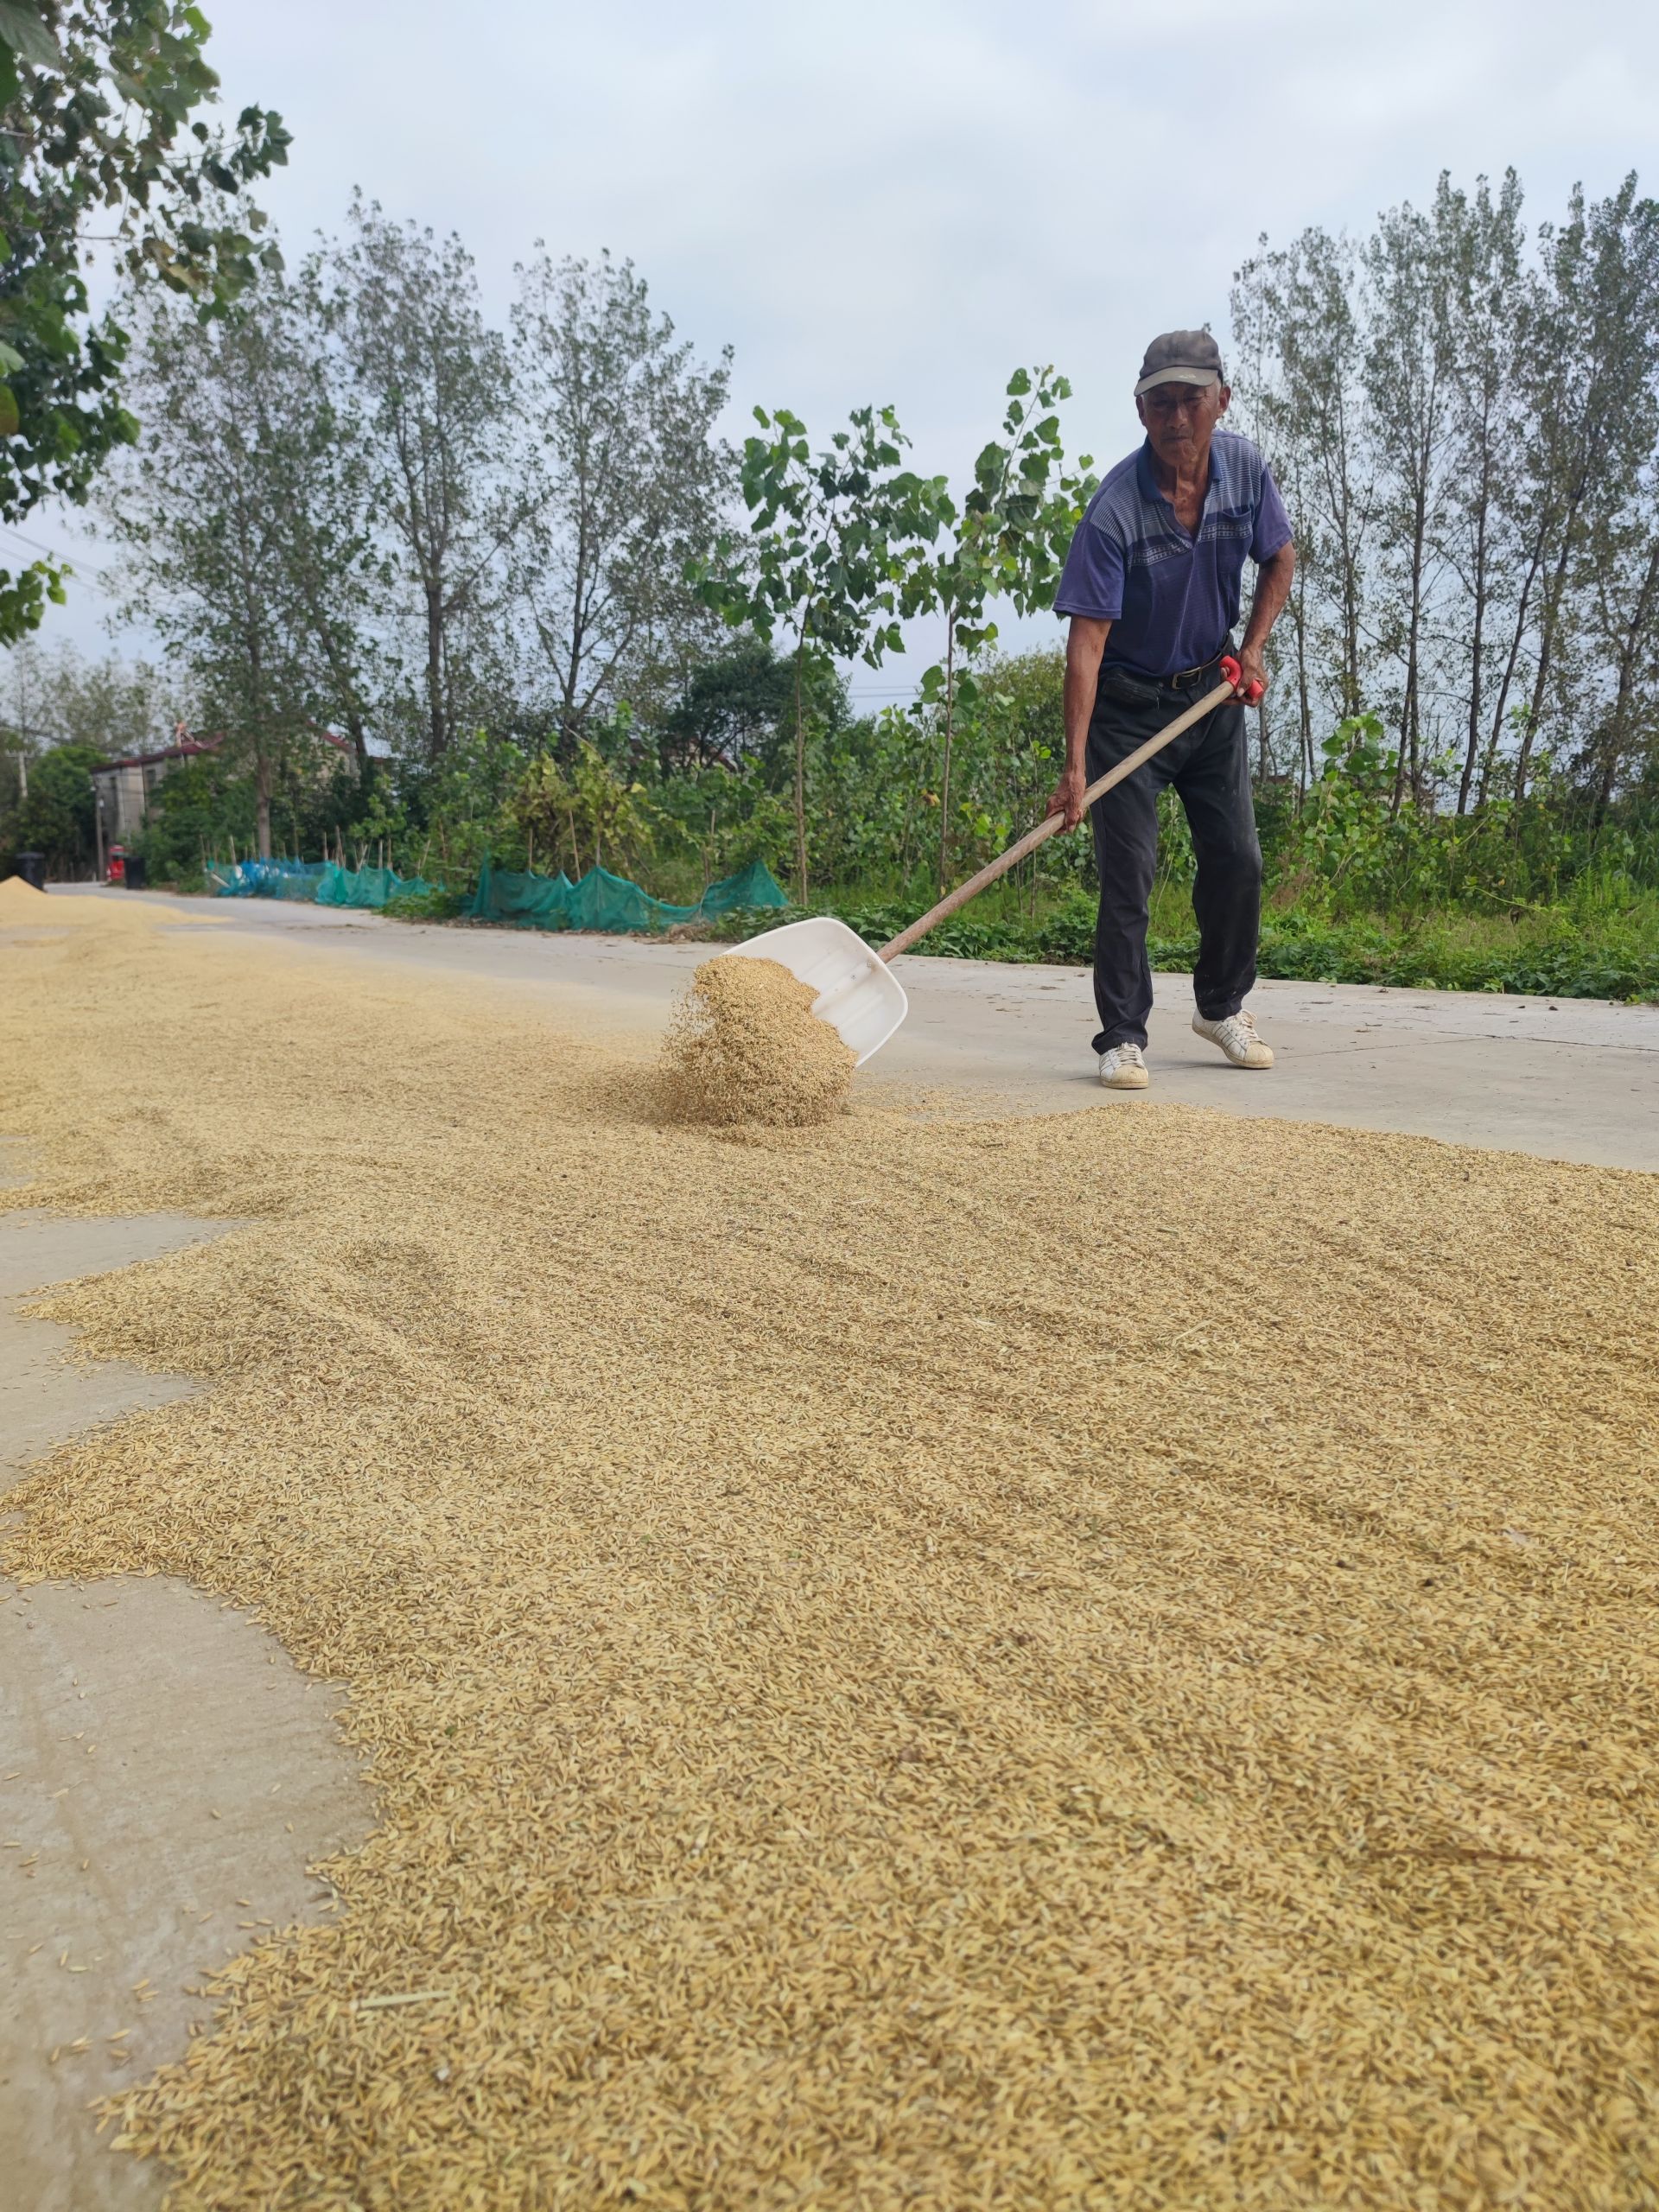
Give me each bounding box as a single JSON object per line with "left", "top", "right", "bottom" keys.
{"left": 1054, "top": 430, "right": 1292, "bottom": 679}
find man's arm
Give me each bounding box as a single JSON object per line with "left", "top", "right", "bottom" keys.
{"left": 1048, "top": 615, "right": 1111, "bottom": 829}
{"left": 1236, "top": 542, "right": 1295, "bottom": 699}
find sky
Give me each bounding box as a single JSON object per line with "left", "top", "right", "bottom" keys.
{"left": 16, "top": 0, "right": 1659, "bottom": 706}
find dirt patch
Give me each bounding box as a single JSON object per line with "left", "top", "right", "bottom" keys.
{"left": 3, "top": 896, "right": 1659, "bottom": 2209}
{"left": 658, "top": 953, "right": 855, "bottom": 1127}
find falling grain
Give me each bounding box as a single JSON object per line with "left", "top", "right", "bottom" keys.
{"left": 658, "top": 953, "right": 855, "bottom": 1127}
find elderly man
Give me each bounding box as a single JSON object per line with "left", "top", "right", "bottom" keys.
{"left": 1050, "top": 329, "right": 1295, "bottom": 1089}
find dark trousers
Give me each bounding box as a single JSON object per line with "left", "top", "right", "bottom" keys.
{"left": 1087, "top": 658, "right": 1262, "bottom": 1053}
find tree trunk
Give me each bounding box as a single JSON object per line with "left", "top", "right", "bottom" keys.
{"left": 1592, "top": 537, "right": 1659, "bottom": 830}
{"left": 791, "top": 624, "right": 810, "bottom": 906}
{"left": 938, "top": 617, "right": 956, "bottom": 897}
{"left": 1516, "top": 531, "right": 1575, "bottom": 808}
{"left": 346, "top": 710, "right": 371, "bottom": 777}
{"left": 425, "top": 582, "right": 448, "bottom": 758}
{"left": 1482, "top": 531, "right": 1547, "bottom": 804}
{"left": 1292, "top": 589, "right": 1313, "bottom": 810}
{"left": 1458, "top": 470, "right": 1491, "bottom": 814}
{"left": 1391, "top": 481, "right": 1430, "bottom": 817}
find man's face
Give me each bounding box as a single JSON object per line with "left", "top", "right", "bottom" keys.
{"left": 1136, "top": 378, "right": 1231, "bottom": 466}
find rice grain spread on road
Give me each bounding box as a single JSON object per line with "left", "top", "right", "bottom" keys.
{"left": 3, "top": 893, "right": 1658, "bottom": 2210}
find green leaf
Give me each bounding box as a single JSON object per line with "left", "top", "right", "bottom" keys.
{"left": 974, "top": 442, "right": 1007, "bottom": 487}
{"left": 1006, "top": 368, "right": 1032, "bottom": 397}
{"left": 0, "top": 340, "right": 22, "bottom": 374}
{"left": 0, "top": 1, "right": 60, "bottom": 68}
{"left": 0, "top": 383, "right": 19, "bottom": 438}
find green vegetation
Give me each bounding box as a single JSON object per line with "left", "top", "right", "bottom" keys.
{"left": 3, "top": 165, "right": 1656, "bottom": 1007}
{"left": 0, "top": 1, "right": 285, "bottom": 641}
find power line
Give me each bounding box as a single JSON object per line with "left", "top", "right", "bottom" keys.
{"left": 0, "top": 522, "right": 117, "bottom": 594}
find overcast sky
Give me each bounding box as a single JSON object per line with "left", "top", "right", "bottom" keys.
{"left": 17, "top": 0, "right": 1659, "bottom": 699}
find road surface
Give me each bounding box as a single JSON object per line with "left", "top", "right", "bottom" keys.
{"left": 50, "top": 884, "right": 1659, "bottom": 1172}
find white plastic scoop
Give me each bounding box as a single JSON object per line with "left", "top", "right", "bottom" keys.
{"left": 723, "top": 660, "right": 1252, "bottom": 1065}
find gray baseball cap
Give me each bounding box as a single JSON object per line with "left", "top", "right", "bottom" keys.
{"left": 1135, "top": 329, "right": 1226, "bottom": 397}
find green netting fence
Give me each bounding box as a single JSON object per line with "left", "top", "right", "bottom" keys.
{"left": 314, "top": 863, "right": 435, "bottom": 908}
{"left": 207, "top": 859, "right": 433, "bottom": 906}
{"left": 210, "top": 853, "right": 787, "bottom": 929}
{"left": 462, "top": 857, "right": 787, "bottom": 933}
{"left": 207, "top": 859, "right": 329, "bottom": 899}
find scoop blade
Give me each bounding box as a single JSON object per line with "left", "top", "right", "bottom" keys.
{"left": 720, "top": 917, "right": 908, "bottom": 1066}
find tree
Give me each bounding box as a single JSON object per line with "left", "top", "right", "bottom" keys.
{"left": 1231, "top": 170, "right": 1659, "bottom": 825}
{"left": 104, "top": 298, "right": 309, "bottom": 857}
{"left": 512, "top": 738, "right": 657, "bottom": 879}
{"left": 0, "top": 1, "right": 288, "bottom": 641}
{"left": 1232, "top": 229, "right": 1375, "bottom": 728}
{"left": 1576, "top": 473, "right": 1659, "bottom": 826}
{"left": 658, "top": 639, "right": 797, "bottom": 772}
{"left": 909, "top": 367, "right": 1094, "bottom": 890}
{"left": 2, "top": 635, "right": 174, "bottom": 762}
{"left": 1363, "top": 187, "right": 1463, "bottom": 810}
{"left": 696, "top": 403, "right": 936, "bottom": 903}
{"left": 509, "top": 250, "right": 733, "bottom": 747}
{"left": 322, "top": 197, "right": 512, "bottom": 759}
{"left": 0, "top": 737, "right": 99, "bottom": 871}
{"left": 1503, "top": 179, "right": 1659, "bottom": 804}
{"left": 257, "top": 260, "right": 388, "bottom": 771}
{"left": 1440, "top": 173, "right": 1524, "bottom": 814}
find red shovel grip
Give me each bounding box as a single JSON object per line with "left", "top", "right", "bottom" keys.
{"left": 1219, "top": 653, "right": 1265, "bottom": 706}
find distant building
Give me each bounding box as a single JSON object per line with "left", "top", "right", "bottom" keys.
{"left": 91, "top": 724, "right": 389, "bottom": 852}
{"left": 92, "top": 727, "right": 223, "bottom": 848}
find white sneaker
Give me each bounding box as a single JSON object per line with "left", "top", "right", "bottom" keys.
{"left": 1192, "top": 1008, "right": 1274, "bottom": 1068}
{"left": 1098, "top": 1042, "right": 1150, "bottom": 1090}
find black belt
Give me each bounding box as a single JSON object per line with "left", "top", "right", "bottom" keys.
{"left": 1168, "top": 654, "right": 1224, "bottom": 689}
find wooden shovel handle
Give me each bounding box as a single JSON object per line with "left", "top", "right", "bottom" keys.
{"left": 877, "top": 673, "right": 1238, "bottom": 962}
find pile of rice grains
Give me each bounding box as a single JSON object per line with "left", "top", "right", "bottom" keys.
{"left": 0, "top": 877, "right": 202, "bottom": 928}
{"left": 5, "top": 893, "right": 1659, "bottom": 2209}
{"left": 658, "top": 954, "right": 855, "bottom": 1128}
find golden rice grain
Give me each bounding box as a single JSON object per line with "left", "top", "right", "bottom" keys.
{"left": 3, "top": 899, "right": 1659, "bottom": 2209}
{"left": 658, "top": 953, "right": 855, "bottom": 1127}
{"left": 0, "top": 878, "right": 223, "bottom": 928}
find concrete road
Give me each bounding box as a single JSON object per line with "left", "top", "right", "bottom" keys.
{"left": 51, "top": 885, "right": 1659, "bottom": 1172}
{"left": 0, "top": 1211, "right": 374, "bottom": 2212}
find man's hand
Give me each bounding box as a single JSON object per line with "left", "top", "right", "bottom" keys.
{"left": 1047, "top": 764, "right": 1088, "bottom": 830}
{"left": 1057, "top": 617, "right": 1111, "bottom": 831}
{"left": 1232, "top": 645, "right": 1268, "bottom": 702}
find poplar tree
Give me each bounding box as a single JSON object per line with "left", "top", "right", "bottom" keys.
{"left": 321, "top": 198, "right": 512, "bottom": 759}
{"left": 509, "top": 249, "right": 733, "bottom": 748}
